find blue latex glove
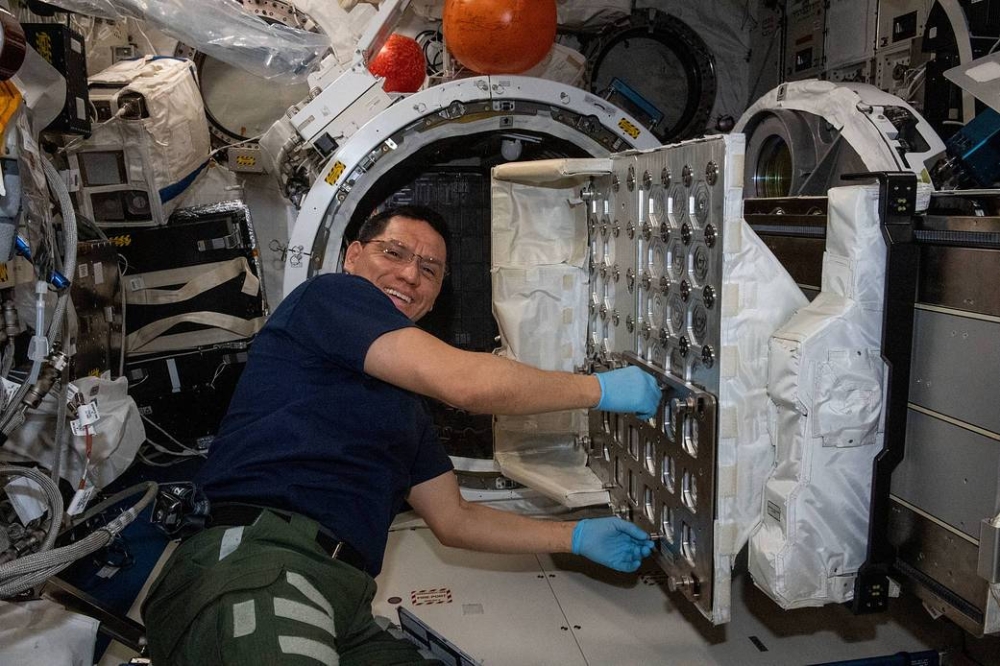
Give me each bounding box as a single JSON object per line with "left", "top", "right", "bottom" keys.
{"left": 571, "top": 517, "right": 654, "bottom": 572}
{"left": 595, "top": 366, "right": 661, "bottom": 420}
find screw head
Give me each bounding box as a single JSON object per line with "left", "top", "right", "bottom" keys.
{"left": 704, "top": 224, "right": 717, "bottom": 248}
{"left": 706, "top": 161, "right": 719, "bottom": 186}
{"left": 701, "top": 345, "right": 715, "bottom": 368}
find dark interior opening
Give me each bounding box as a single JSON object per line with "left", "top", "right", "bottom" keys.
{"left": 343, "top": 130, "right": 593, "bottom": 460}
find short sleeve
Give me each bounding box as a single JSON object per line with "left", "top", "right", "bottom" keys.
{"left": 279, "top": 274, "right": 413, "bottom": 372}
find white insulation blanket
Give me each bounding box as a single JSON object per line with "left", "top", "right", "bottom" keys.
{"left": 749, "top": 184, "right": 888, "bottom": 608}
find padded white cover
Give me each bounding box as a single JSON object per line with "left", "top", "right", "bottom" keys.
{"left": 749, "top": 184, "right": 888, "bottom": 608}
{"left": 73, "top": 56, "right": 211, "bottom": 223}
{"left": 0, "top": 376, "right": 145, "bottom": 491}
{"left": 490, "top": 159, "right": 609, "bottom": 507}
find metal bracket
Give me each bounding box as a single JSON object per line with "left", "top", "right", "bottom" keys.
{"left": 978, "top": 517, "right": 1000, "bottom": 584}
{"left": 841, "top": 171, "right": 919, "bottom": 614}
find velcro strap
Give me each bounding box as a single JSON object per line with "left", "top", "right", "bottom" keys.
{"left": 126, "top": 312, "right": 265, "bottom": 355}
{"left": 125, "top": 257, "right": 260, "bottom": 305}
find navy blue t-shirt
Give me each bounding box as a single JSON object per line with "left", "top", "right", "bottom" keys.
{"left": 196, "top": 273, "right": 454, "bottom": 575}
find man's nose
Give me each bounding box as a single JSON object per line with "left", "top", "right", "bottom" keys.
{"left": 399, "top": 258, "right": 421, "bottom": 283}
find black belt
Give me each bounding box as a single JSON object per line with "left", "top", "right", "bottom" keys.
{"left": 209, "top": 504, "right": 369, "bottom": 574}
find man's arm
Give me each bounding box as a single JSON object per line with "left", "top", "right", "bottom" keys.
{"left": 407, "top": 472, "right": 654, "bottom": 572}
{"left": 364, "top": 326, "right": 601, "bottom": 415}
{"left": 406, "top": 471, "right": 576, "bottom": 554}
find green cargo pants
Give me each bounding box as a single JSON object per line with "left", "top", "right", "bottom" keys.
{"left": 142, "top": 509, "right": 437, "bottom": 665}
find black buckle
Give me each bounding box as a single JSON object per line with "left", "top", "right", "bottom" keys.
{"left": 150, "top": 482, "right": 210, "bottom": 539}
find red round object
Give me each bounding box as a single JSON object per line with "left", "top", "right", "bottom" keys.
{"left": 443, "top": 0, "right": 557, "bottom": 74}
{"left": 368, "top": 34, "right": 426, "bottom": 93}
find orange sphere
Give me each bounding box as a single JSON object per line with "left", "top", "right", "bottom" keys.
{"left": 443, "top": 0, "right": 557, "bottom": 74}
{"left": 368, "top": 34, "right": 426, "bottom": 93}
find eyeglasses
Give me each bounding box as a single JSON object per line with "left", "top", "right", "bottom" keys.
{"left": 363, "top": 239, "right": 448, "bottom": 281}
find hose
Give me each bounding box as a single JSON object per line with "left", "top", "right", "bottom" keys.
{"left": 0, "top": 466, "right": 63, "bottom": 554}
{"left": 0, "top": 481, "right": 158, "bottom": 598}
{"left": 41, "top": 156, "right": 77, "bottom": 344}
{"left": 0, "top": 156, "right": 80, "bottom": 432}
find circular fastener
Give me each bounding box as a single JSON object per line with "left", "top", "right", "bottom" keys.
{"left": 706, "top": 161, "right": 719, "bottom": 186}
{"left": 626, "top": 221, "right": 635, "bottom": 239}
{"left": 682, "top": 165, "right": 693, "bottom": 187}
{"left": 626, "top": 315, "right": 635, "bottom": 333}
{"left": 588, "top": 258, "right": 596, "bottom": 275}
{"left": 640, "top": 222, "right": 652, "bottom": 241}
{"left": 612, "top": 174, "right": 620, "bottom": 192}
{"left": 640, "top": 320, "right": 651, "bottom": 340}
{"left": 643, "top": 170, "right": 652, "bottom": 190}
{"left": 612, "top": 265, "right": 620, "bottom": 283}
{"left": 681, "top": 223, "right": 692, "bottom": 245}
{"left": 678, "top": 336, "right": 690, "bottom": 357}
{"left": 599, "top": 264, "right": 608, "bottom": 279}
{"left": 601, "top": 221, "right": 609, "bottom": 238}
{"left": 659, "top": 328, "right": 669, "bottom": 345}
{"left": 705, "top": 224, "right": 717, "bottom": 248}
{"left": 612, "top": 309, "right": 621, "bottom": 326}
{"left": 588, "top": 216, "right": 597, "bottom": 234}
{"left": 703, "top": 285, "right": 716, "bottom": 309}
{"left": 588, "top": 300, "right": 596, "bottom": 315}
{"left": 640, "top": 272, "right": 652, "bottom": 292}
{"left": 701, "top": 345, "right": 715, "bottom": 368}
{"left": 627, "top": 166, "right": 636, "bottom": 192}
{"left": 659, "top": 223, "right": 670, "bottom": 243}
{"left": 680, "top": 280, "right": 691, "bottom": 302}
{"left": 661, "top": 167, "right": 671, "bottom": 187}
{"left": 626, "top": 267, "right": 635, "bottom": 292}
{"left": 659, "top": 276, "right": 671, "bottom": 294}
{"left": 599, "top": 304, "right": 608, "bottom": 321}
{"left": 612, "top": 221, "right": 621, "bottom": 237}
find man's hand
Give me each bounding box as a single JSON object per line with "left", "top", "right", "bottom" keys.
{"left": 571, "top": 517, "right": 654, "bottom": 572}
{"left": 595, "top": 367, "right": 661, "bottom": 420}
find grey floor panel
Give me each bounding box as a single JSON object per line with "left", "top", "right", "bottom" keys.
{"left": 375, "top": 526, "right": 968, "bottom": 665}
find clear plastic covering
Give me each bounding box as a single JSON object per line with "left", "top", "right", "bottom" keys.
{"left": 39, "top": 0, "right": 331, "bottom": 82}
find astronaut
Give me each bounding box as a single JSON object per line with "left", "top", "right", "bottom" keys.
{"left": 142, "top": 205, "right": 659, "bottom": 664}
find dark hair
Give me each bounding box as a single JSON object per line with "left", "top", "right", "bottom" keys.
{"left": 356, "top": 205, "right": 451, "bottom": 245}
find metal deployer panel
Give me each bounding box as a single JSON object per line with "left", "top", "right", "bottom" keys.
{"left": 586, "top": 138, "right": 729, "bottom": 620}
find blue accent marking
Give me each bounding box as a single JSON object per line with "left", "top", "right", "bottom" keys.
{"left": 159, "top": 162, "right": 208, "bottom": 204}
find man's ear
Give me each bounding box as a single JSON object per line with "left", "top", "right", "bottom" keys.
{"left": 343, "top": 241, "right": 364, "bottom": 273}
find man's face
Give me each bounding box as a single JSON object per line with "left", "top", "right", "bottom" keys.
{"left": 343, "top": 216, "right": 447, "bottom": 321}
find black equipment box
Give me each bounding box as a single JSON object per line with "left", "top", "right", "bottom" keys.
{"left": 71, "top": 239, "right": 123, "bottom": 379}
{"left": 126, "top": 341, "right": 250, "bottom": 450}
{"left": 111, "top": 200, "right": 268, "bottom": 351}
{"left": 22, "top": 23, "right": 91, "bottom": 135}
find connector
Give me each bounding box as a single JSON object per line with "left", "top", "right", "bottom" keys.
{"left": 2, "top": 300, "right": 18, "bottom": 338}
{"left": 23, "top": 348, "right": 68, "bottom": 409}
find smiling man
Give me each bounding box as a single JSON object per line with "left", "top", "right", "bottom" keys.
{"left": 142, "top": 205, "right": 661, "bottom": 665}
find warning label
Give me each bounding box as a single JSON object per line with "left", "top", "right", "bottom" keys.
{"left": 411, "top": 588, "right": 453, "bottom": 606}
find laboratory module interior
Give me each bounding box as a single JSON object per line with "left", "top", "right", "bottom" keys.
{"left": 0, "top": 0, "right": 998, "bottom": 664}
